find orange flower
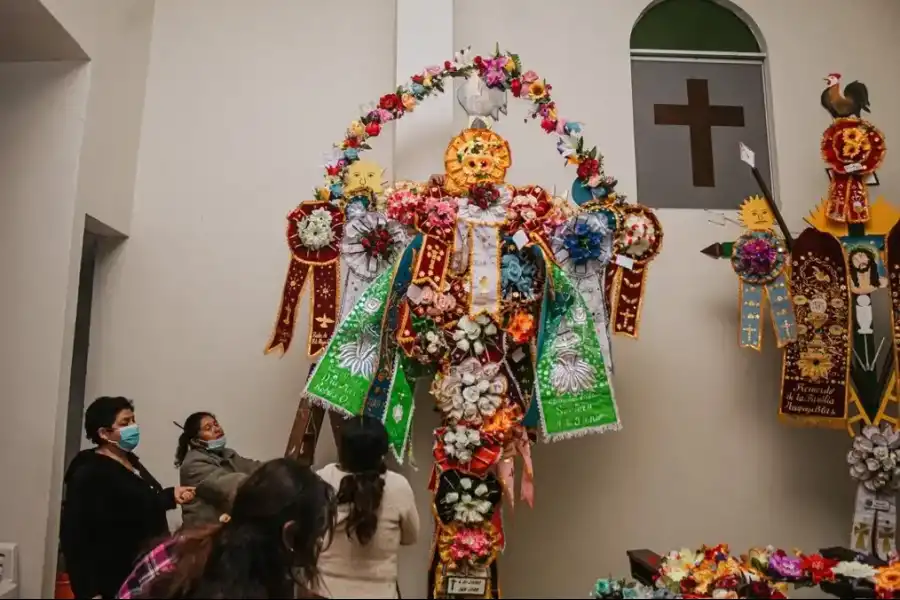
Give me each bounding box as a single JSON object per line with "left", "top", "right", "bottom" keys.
{"left": 875, "top": 564, "right": 900, "bottom": 592}
{"left": 482, "top": 405, "right": 521, "bottom": 439}
{"left": 528, "top": 80, "right": 547, "bottom": 100}
{"left": 506, "top": 312, "right": 536, "bottom": 344}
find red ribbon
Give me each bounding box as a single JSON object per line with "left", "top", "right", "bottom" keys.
{"left": 266, "top": 201, "right": 344, "bottom": 357}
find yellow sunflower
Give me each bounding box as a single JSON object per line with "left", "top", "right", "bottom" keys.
{"left": 528, "top": 80, "right": 547, "bottom": 100}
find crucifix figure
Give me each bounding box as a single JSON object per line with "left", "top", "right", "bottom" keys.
{"left": 654, "top": 79, "right": 745, "bottom": 187}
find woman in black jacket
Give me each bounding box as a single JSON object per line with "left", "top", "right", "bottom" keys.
{"left": 60, "top": 396, "right": 194, "bottom": 599}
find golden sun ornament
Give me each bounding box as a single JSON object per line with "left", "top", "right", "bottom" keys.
{"left": 443, "top": 128, "right": 511, "bottom": 195}
{"left": 737, "top": 195, "right": 776, "bottom": 231}
{"left": 343, "top": 159, "right": 386, "bottom": 199}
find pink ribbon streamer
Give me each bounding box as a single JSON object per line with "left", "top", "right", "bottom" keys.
{"left": 497, "top": 432, "right": 535, "bottom": 509}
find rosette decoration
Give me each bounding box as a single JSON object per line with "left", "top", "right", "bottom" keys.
{"left": 822, "top": 117, "right": 886, "bottom": 223}
{"left": 340, "top": 209, "right": 408, "bottom": 317}
{"left": 731, "top": 229, "right": 797, "bottom": 350}
{"left": 605, "top": 205, "right": 663, "bottom": 338}
{"left": 266, "top": 202, "right": 344, "bottom": 357}
{"left": 552, "top": 211, "right": 615, "bottom": 372}
{"left": 848, "top": 423, "right": 900, "bottom": 560}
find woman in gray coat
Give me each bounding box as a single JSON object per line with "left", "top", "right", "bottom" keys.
{"left": 175, "top": 412, "right": 262, "bottom": 528}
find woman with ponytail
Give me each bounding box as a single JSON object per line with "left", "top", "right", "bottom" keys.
{"left": 118, "top": 458, "right": 336, "bottom": 599}
{"left": 314, "top": 416, "right": 420, "bottom": 598}
{"left": 176, "top": 412, "right": 262, "bottom": 528}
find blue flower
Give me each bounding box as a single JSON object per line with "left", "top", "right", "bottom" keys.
{"left": 329, "top": 182, "right": 344, "bottom": 199}
{"left": 410, "top": 83, "right": 426, "bottom": 96}
{"left": 501, "top": 253, "right": 537, "bottom": 298}
{"left": 563, "top": 223, "right": 604, "bottom": 266}
{"left": 593, "top": 579, "right": 612, "bottom": 597}
{"left": 564, "top": 121, "right": 583, "bottom": 135}
{"left": 343, "top": 148, "right": 359, "bottom": 161}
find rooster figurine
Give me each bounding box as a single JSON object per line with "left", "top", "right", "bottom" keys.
{"left": 821, "top": 73, "right": 871, "bottom": 119}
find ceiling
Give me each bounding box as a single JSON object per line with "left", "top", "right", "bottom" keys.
{"left": 0, "top": 0, "right": 87, "bottom": 62}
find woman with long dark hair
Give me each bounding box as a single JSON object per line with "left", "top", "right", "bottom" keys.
{"left": 119, "top": 458, "right": 336, "bottom": 599}
{"left": 176, "top": 411, "right": 262, "bottom": 527}
{"left": 314, "top": 416, "right": 420, "bottom": 598}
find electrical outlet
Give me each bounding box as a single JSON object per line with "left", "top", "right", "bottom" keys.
{"left": 0, "top": 543, "right": 18, "bottom": 583}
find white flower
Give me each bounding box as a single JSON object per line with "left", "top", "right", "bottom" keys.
{"left": 432, "top": 358, "right": 507, "bottom": 425}
{"left": 832, "top": 560, "right": 876, "bottom": 580}
{"left": 452, "top": 315, "right": 498, "bottom": 356}
{"left": 297, "top": 208, "right": 335, "bottom": 250}
{"left": 442, "top": 425, "right": 482, "bottom": 463}
{"left": 449, "top": 476, "right": 493, "bottom": 524}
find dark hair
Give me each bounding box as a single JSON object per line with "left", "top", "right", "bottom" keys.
{"left": 175, "top": 412, "right": 215, "bottom": 467}
{"left": 336, "top": 416, "right": 389, "bottom": 546}
{"left": 849, "top": 247, "right": 880, "bottom": 289}
{"left": 145, "top": 459, "right": 335, "bottom": 599}
{"left": 84, "top": 396, "right": 134, "bottom": 445}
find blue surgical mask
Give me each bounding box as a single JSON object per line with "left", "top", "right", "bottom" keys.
{"left": 116, "top": 424, "right": 140, "bottom": 452}
{"left": 205, "top": 436, "right": 227, "bottom": 452}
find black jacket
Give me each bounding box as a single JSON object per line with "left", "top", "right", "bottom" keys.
{"left": 60, "top": 449, "right": 176, "bottom": 599}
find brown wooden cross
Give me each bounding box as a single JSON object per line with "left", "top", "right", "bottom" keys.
{"left": 654, "top": 79, "right": 745, "bottom": 188}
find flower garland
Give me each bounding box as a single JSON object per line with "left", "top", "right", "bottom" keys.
{"left": 315, "top": 46, "right": 621, "bottom": 207}
{"left": 592, "top": 544, "right": 900, "bottom": 599}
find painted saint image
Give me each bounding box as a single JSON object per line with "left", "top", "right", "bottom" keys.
{"left": 847, "top": 247, "right": 887, "bottom": 296}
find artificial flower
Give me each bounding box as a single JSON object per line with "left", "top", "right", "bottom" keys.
{"left": 364, "top": 121, "right": 381, "bottom": 137}
{"left": 797, "top": 346, "right": 833, "bottom": 381}
{"left": 448, "top": 526, "right": 493, "bottom": 565}
{"left": 507, "top": 190, "right": 548, "bottom": 227}
{"left": 296, "top": 207, "right": 335, "bottom": 250}
{"left": 342, "top": 212, "right": 407, "bottom": 279}
{"left": 482, "top": 57, "right": 508, "bottom": 87}
{"left": 385, "top": 187, "right": 423, "bottom": 227}
{"left": 343, "top": 147, "right": 359, "bottom": 162}
{"left": 442, "top": 476, "right": 494, "bottom": 524}
{"left": 800, "top": 553, "right": 837, "bottom": 584}
{"left": 379, "top": 93, "right": 403, "bottom": 113}
{"left": 510, "top": 78, "right": 522, "bottom": 97}
{"left": 506, "top": 312, "right": 536, "bottom": 344}
{"left": 528, "top": 80, "right": 548, "bottom": 100}
{"left": 433, "top": 358, "right": 507, "bottom": 425}
{"left": 875, "top": 563, "right": 900, "bottom": 593}
{"left": 430, "top": 293, "right": 457, "bottom": 314}
{"left": 347, "top": 120, "right": 365, "bottom": 138}
{"left": 442, "top": 425, "right": 482, "bottom": 464}
{"left": 711, "top": 591, "right": 738, "bottom": 599}
{"left": 423, "top": 196, "right": 458, "bottom": 234}
{"left": 501, "top": 253, "right": 537, "bottom": 299}
{"left": 401, "top": 93, "right": 417, "bottom": 112}
{"left": 848, "top": 422, "right": 900, "bottom": 492}
{"left": 619, "top": 213, "right": 658, "bottom": 259}
{"left": 418, "top": 328, "right": 448, "bottom": 362}
{"left": 469, "top": 182, "right": 501, "bottom": 210}
{"left": 577, "top": 157, "right": 601, "bottom": 180}
{"left": 521, "top": 70, "right": 538, "bottom": 84}
{"left": 768, "top": 551, "right": 803, "bottom": 579}
{"left": 562, "top": 220, "right": 608, "bottom": 266}
{"left": 833, "top": 560, "right": 877, "bottom": 580}
{"left": 452, "top": 314, "right": 498, "bottom": 356}
{"left": 481, "top": 405, "right": 521, "bottom": 440}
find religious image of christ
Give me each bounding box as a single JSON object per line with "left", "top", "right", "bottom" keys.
{"left": 848, "top": 247, "right": 887, "bottom": 296}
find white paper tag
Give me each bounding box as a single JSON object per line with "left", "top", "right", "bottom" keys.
{"left": 873, "top": 499, "right": 891, "bottom": 511}
{"left": 739, "top": 142, "right": 756, "bottom": 168}
{"left": 845, "top": 162, "right": 864, "bottom": 173}
{"left": 615, "top": 254, "right": 635, "bottom": 270}
{"left": 406, "top": 284, "right": 423, "bottom": 304}
{"left": 511, "top": 348, "right": 526, "bottom": 363}
{"left": 512, "top": 230, "right": 530, "bottom": 249}
{"left": 446, "top": 576, "right": 487, "bottom": 596}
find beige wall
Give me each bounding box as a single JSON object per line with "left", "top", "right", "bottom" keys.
{"left": 0, "top": 1, "right": 155, "bottom": 596}
{"left": 0, "top": 61, "right": 90, "bottom": 598}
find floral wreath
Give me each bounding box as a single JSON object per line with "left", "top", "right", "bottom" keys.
{"left": 730, "top": 229, "right": 787, "bottom": 285}
{"left": 314, "top": 45, "right": 622, "bottom": 208}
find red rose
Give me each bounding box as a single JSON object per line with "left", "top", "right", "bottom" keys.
{"left": 326, "top": 164, "right": 342, "bottom": 176}
{"left": 411, "top": 74, "right": 424, "bottom": 84}
{"left": 541, "top": 118, "right": 557, "bottom": 133}
{"left": 444, "top": 60, "right": 453, "bottom": 70}
{"left": 345, "top": 136, "right": 360, "bottom": 149}
{"left": 379, "top": 93, "right": 402, "bottom": 112}
{"left": 473, "top": 55, "right": 483, "bottom": 66}
{"left": 577, "top": 158, "right": 600, "bottom": 180}
{"left": 510, "top": 79, "right": 522, "bottom": 97}
{"left": 365, "top": 121, "right": 381, "bottom": 137}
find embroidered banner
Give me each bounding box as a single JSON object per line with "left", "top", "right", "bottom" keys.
{"left": 887, "top": 219, "right": 900, "bottom": 403}
{"left": 779, "top": 228, "right": 851, "bottom": 427}
{"left": 535, "top": 263, "right": 619, "bottom": 441}
{"left": 821, "top": 118, "right": 886, "bottom": 223}
{"left": 609, "top": 205, "right": 662, "bottom": 338}
{"left": 305, "top": 267, "right": 393, "bottom": 416}
{"left": 266, "top": 201, "right": 344, "bottom": 357}
{"left": 382, "top": 357, "right": 415, "bottom": 462}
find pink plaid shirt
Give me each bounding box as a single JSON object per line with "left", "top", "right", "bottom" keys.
{"left": 116, "top": 539, "right": 177, "bottom": 599}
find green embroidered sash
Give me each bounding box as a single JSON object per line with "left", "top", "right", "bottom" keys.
{"left": 535, "top": 263, "right": 619, "bottom": 440}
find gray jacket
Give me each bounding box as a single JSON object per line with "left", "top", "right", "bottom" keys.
{"left": 179, "top": 447, "right": 262, "bottom": 528}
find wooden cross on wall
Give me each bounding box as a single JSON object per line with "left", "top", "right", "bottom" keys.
{"left": 654, "top": 78, "right": 745, "bottom": 188}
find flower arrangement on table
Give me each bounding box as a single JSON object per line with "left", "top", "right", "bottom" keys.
{"left": 593, "top": 544, "right": 900, "bottom": 599}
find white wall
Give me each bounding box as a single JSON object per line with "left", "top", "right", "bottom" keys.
{"left": 0, "top": 61, "right": 90, "bottom": 598}
{"left": 58, "top": 0, "right": 900, "bottom": 598}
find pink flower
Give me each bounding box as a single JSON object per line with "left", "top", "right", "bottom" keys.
{"left": 521, "top": 70, "right": 539, "bottom": 84}
{"left": 586, "top": 174, "right": 602, "bottom": 188}
{"left": 485, "top": 69, "right": 506, "bottom": 87}
{"left": 425, "top": 65, "right": 444, "bottom": 76}
{"left": 419, "top": 286, "right": 436, "bottom": 305}
{"left": 424, "top": 197, "right": 457, "bottom": 232}
{"left": 386, "top": 189, "right": 423, "bottom": 226}
{"left": 432, "top": 293, "right": 457, "bottom": 313}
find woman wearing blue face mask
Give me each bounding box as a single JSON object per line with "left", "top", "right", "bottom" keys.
{"left": 176, "top": 412, "right": 262, "bottom": 528}
{"left": 60, "top": 396, "right": 195, "bottom": 599}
